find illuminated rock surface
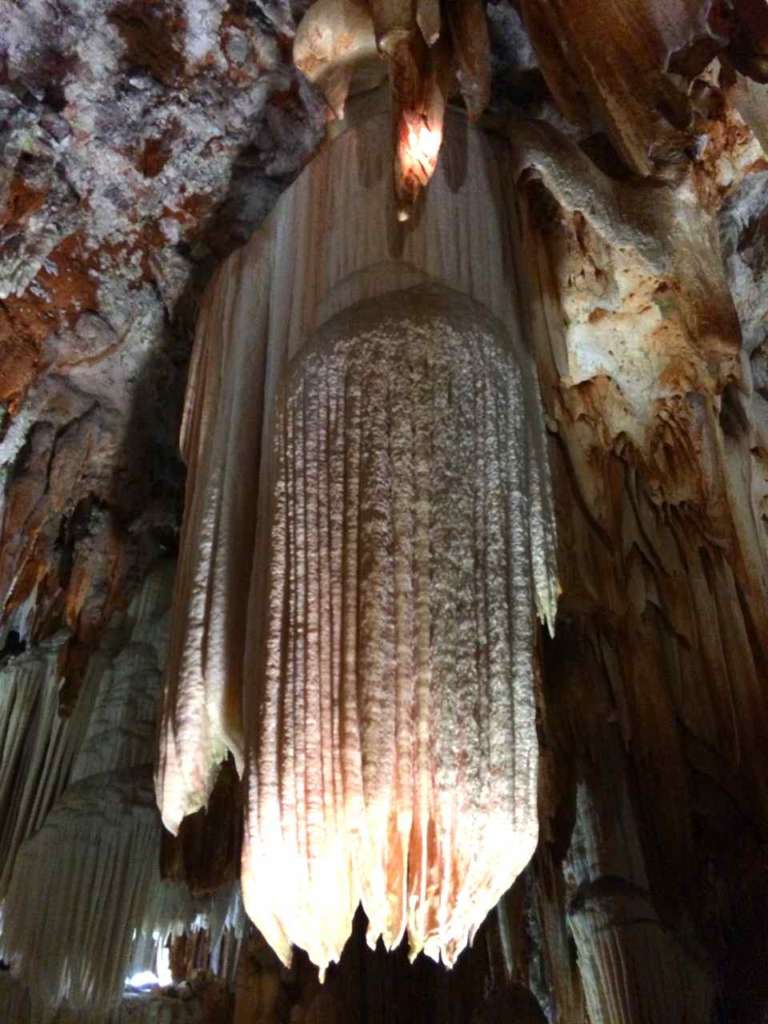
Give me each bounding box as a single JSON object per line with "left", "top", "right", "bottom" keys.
{"left": 245, "top": 287, "right": 556, "bottom": 971}
{"left": 157, "top": 102, "right": 558, "bottom": 976}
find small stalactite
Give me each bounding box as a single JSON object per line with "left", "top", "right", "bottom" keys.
{"left": 293, "top": 0, "right": 491, "bottom": 218}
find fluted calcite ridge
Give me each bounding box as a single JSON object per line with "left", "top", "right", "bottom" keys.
{"left": 0, "top": 563, "right": 180, "bottom": 1018}
{"left": 0, "top": 635, "right": 87, "bottom": 898}
{"left": 243, "top": 288, "right": 554, "bottom": 973}
{"left": 2, "top": 767, "right": 160, "bottom": 1017}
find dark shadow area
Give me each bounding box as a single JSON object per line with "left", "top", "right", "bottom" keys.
{"left": 107, "top": 80, "right": 321, "bottom": 589}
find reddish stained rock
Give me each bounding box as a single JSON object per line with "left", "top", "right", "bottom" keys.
{"left": 0, "top": 308, "right": 41, "bottom": 408}
{"left": 0, "top": 176, "right": 48, "bottom": 230}
{"left": 137, "top": 126, "right": 180, "bottom": 178}
{"left": 517, "top": 0, "right": 745, "bottom": 175}
{"left": 109, "top": 1, "right": 188, "bottom": 85}
{"left": 0, "top": 233, "right": 99, "bottom": 409}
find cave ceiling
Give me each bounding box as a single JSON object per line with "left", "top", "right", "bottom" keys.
{"left": 0, "top": 0, "right": 765, "bottom": 685}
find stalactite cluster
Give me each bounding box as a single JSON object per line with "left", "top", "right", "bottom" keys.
{"left": 4, "top": 769, "right": 161, "bottom": 1016}
{"left": 2, "top": 0, "right": 768, "bottom": 1019}
{"left": 156, "top": 96, "right": 555, "bottom": 832}
{"left": 0, "top": 567, "right": 166, "bottom": 1015}
{"left": 293, "top": 0, "right": 768, "bottom": 218}
{"left": 0, "top": 633, "right": 97, "bottom": 899}
{"left": 0, "top": 563, "right": 244, "bottom": 1020}
{"left": 294, "top": 0, "right": 492, "bottom": 215}
{"left": 501, "top": 97, "right": 768, "bottom": 1017}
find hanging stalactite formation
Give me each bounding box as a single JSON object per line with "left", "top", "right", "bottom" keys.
{"left": 2, "top": 0, "right": 768, "bottom": 1019}
{"left": 294, "top": 0, "right": 491, "bottom": 217}
{"left": 0, "top": 563, "right": 245, "bottom": 1020}
{"left": 243, "top": 286, "right": 556, "bottom": 974}
{"left": 156, "top": 96, "right": 558, "bottom": 978}
{"left": 0, "top": 633, "right": 93, "bottom": 899}
{"left": 0, "top": 567, "right": 170, "bottom": 1017}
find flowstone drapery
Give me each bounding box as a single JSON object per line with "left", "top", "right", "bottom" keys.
{"left": 0, "top": 633, "right": 92, "bottom": 898}
{"left": 0, "top": 562, "right": 228, "bottom": 1019}
{"left": 245, "top": 287, "right": 555, "bottom": 971}
{"left": 157, "top": 96, "right": 558, "bottom": 977}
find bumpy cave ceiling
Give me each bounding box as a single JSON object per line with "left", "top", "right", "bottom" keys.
{"left": 1, "top": 0, "right": 768, "bottom": 1021}
{"left": 0, "top": 0, "right": 328, "bottom": 699}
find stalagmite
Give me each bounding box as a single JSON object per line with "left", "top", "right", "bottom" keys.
{"left": 157, "top": 92, "right": 559, "bottom": 977}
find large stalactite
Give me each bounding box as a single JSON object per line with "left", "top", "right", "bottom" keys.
{"left": 157, "top": 96, "right": 559, "bottom": 978}
{"left": 244, "top": 285, "right": 555, "bottom": 972}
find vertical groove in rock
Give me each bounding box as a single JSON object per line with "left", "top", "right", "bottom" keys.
{"left": 568, "top": 879, "right": 715, "bottom": 1024}
{"left": 0, "top": 634, "right": 96, "bottom": 899}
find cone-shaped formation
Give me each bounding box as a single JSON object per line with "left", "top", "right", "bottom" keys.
{"left": 241, "top": 288, "right": 556, "bottom": 974}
